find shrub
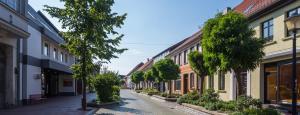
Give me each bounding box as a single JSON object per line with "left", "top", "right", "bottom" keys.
{"left": 231, "top": 108, "right": 279, "bottom": 115}
{"left": 177, "top": 90, "right": 200, "bottom": 104}
{"left": 160, "top": 92, "right": 180, "bottom": 98}
{"left": 220, "top": 101, "right": 236, "bottom": 112}
{"left": 235, "top": 96, "right": 262, "bottom": 111}
{"left": 199, "top": 89, "right": 219, "bottom": 104}
{"left": 142, "top": 88, "right": 159, "bottom": 95}
{"left": 93, "top": 73, "right": 120, "bottom": 103}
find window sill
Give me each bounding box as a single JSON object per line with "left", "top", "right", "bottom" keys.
{"left": 264, "top": 41, "right": 277, "bottom": 46}
{"left": 282, "top": 34, "right": 300, "bottom": 41}
{"left": 217, "top": 90, "right": 226, "bottom": 93}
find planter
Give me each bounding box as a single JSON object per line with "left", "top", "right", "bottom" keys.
{"left": 87, "top": 100, "right": 120, "bottom": 107}
{"left": 151, "top": 95, "right": 178, "bottom": 102}
{"left": 182, "top": 103, "right": 227, "bottom": 115}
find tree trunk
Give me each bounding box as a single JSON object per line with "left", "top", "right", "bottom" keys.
{"left": 81, "top": 40, "right": 87, "bottom": 111}
{"left": 199, "top": 76, "right": 205, "bottom": 96}
{"left": 168, "top": 80, "right": 172, "bottom": 95}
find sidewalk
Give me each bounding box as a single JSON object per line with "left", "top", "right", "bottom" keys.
{"left": 0, "top": 93, "right": 96, "bottom": 115}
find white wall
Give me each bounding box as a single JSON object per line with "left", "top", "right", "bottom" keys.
{"left": 27, "top": 26, "right": 42, "bottom": 58}
{"left": 25, "top": 65, "right": 41, "bottom": 98}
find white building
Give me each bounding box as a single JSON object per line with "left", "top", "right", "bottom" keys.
{"left": 0, "top": 0, "right": 78, "bottom": 108}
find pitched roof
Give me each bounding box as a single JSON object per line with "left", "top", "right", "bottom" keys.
{"left": 152, "top": 37, "right": 189, "bottom": 59}
{"left": 137, "top": 59, "right": 153, "bottom": 72}
{"left": 126, "top": 62, "right": 144, "bottom": 76}
{"left": 168, "top": 30, "right": 201, "bottom": 56}
{"left": 234, "top": 0, "right": 279, "bottom": 16}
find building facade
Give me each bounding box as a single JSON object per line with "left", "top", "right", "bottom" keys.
{"left": 204, "top": 0, "right": 300, "bottom": 104}
{"left": 0, "top": 0, "right": 30, "bottom": 108}
{"left": 0, "top": 0, "right": 77, "bottom": 109}
{"left": 167, "top": 31, "right": 201, "bottom": 95}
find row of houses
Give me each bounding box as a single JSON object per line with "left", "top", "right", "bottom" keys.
{"left": 0, "top": 0, "right": 80, "bottom": 109}
{"left": 127, "top": 0, "right": 300, "bottom": 107}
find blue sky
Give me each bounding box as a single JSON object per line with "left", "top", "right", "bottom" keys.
{"left": 29, "top": 0, "right": 242, "bottom": 75}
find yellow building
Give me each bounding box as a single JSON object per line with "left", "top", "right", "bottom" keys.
{"left": 206, "top": 0, "right": 300, "bottom": 106}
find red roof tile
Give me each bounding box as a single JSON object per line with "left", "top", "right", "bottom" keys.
{"left": 234, "top": 0, "right": 279, "bottom": 16}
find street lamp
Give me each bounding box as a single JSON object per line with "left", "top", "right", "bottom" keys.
{"left": 285, "top": 13, "right": 300, "bottom": 115}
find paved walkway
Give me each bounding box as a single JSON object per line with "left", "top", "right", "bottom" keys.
{"left": 95, "top": 89, "right": 208, "bottom": 115}
{"left": 0, "top": 93, "right": 96, "bottom": 115}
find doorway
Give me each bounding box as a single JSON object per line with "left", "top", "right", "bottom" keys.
{"left": 183, "top": 74, "right": 188, "bottom": 94}
{"left": 265, "top": 61, "right": 300, "bottom": 105}
{"left": 0, "top": 46, "right": 5, "bottom": 108}
{"left": 43, "top": 71, "right": 59, "bottom": 97}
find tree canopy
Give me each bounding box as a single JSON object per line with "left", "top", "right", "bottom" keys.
{"left": 188, "top": 51, "right": 209, "bottom": 96}
{"left": 154, "top": 58, "right": 180, "bottom": 95}
{"left": 202, "top": 11, "right": 265, "bottom": 96}
{"left": 131, "top": 71, "right": 144, "bottom": 84}
{"left": 144, "top": 70, "right": 155, "bottom": 82}
{"left": 188, "top": 51, "right": 209, "bottom": 77}
{"left": 154, "top": 58, "right": 180, "bottom": 81}
{"left": 44, "top": 0, "right": 127, "bottom": 110}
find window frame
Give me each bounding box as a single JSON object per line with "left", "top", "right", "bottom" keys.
{"left": 53, "top": 48, "right": 58, "bottom": 60}
{"left": 60, "top": 52, "right": 64, "bottom": 62}
{"left": 178, "top": 53, "right": 181, "bottom": 65}
{"left": 261, "top": 18, "right": 274, "bottom": 41}
{"left": 208, "top": 76, "right": 214, "bottom": 89}
{"left": 184, "top": 50, "right": 188, "bottom": 65}
{"left": 175, "top": 79, "right": 181, "bottom": 91}
{"left": 43, "top": 43, "right": 49, "bottom": 56}
{"left": 218, "top": 71, "right": 225, "bottom": 90}
{"left": 190, "top": 73, "right": 195, "bottom": 89}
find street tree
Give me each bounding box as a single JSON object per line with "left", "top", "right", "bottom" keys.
{"left": 131, "top": 71, "right": 144, "bottom": 89}
{"left": 202, "top": 11, "right": 264, "bottom": 96}
{"left": 188, "top": 51, "right": 209, "bottom": 96}
{"left": 144, "top": 70, "right": 155, "bottom": 88}
{"left": 151, "top": 67, "right": 163, "bottom": 91}
{"left": 154, "top": 58, "right": 180, "bottom": 95}
{"left": 44, "top": 0, "right": 127, "bottom": 110}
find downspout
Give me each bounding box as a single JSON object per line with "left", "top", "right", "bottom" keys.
{"left": 16, "top": 39, "right": 20, "bottom": 105}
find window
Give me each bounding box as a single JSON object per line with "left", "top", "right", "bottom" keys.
{"left": 65, "top": 54, "right": 68, "bottom": 63}
{"left": 43, "top": 43, "right": 49, "bottom": 56}
{"left": 53, "top": 48, "right": 57, "bottom": 60}
{"left": 196, "top": 44, "right": 200, "bottom": 51}
{"left": 262, "top": 19, "right": 273, "bottom": 41}
{"left": 218, "top": 71, "right": 225, "bottom": 90}
{"left": 208, "top": 76, "right": 214, "bottom": 89}
{"left": 175, "top": 79, "right": 181, "bottom": 90}
{"left": 184, "top": 50, "right": 188, "bottom": 64}
{"left": 1, "top": 0, "right": 17, "bottom": 9}
{"left": 190, "top": 46, "right": 194, "bottom": 52}
{"left": 178, "top": 53, "right": 181, "bottom": 65}
{"left": 174, "top": 56, "right": 177, "bottom": 64}
{"left": 190, "top": 73, "right": 195, "bottom": 89}
{"left": 287, "top": 7, "right": 300, "bottom": 36}
{"left": 60, "top": 52, "right": 63, "bottom": 62}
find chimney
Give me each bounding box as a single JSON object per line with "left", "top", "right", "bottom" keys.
{"left": 147, "top": 58, "right": 149, "bottom": 62}
{"left": 223, "top": 7, "right": 232, "bottom": 15}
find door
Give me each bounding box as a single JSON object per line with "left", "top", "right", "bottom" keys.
{"left": 0, "top": 48, "right": 5, "bottom": 108}
{"left": 265, "top": 64, "right": 277, "bottom": 104}
{"left": 183, "top": 74, "right": 188, "bottom": 94}
{"left": 239, "top": 71, "right": 248, "bottom": 96}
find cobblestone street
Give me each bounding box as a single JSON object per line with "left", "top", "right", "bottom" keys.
{"left": 94, "top": 89, "right": 208, "bottom": 115}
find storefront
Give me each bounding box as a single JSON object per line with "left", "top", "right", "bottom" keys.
{"left": 264, "top": 59, "right": 300, "bottom": 105}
